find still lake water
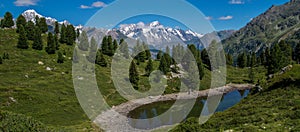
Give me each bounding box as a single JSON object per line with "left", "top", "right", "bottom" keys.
{"left": 128, "top": 90, "right": 250, "bottom": 129}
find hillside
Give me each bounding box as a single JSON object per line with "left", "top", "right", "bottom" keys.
{"left": 223, "top": 0, "right": 300, "bottom": 56}
{"left": 171, "top": 65, "right": 300, "bottom": 131}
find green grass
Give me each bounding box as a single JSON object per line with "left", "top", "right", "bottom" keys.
{"left": 171, "top": 65, "right": 300, "bottom": 132}
{"left": 0, "top": 29, "right": 268, "bottom": 131}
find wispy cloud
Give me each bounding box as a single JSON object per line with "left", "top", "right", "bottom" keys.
{"left": 80, "top": 1, "right": 107, "bottom": 9}
{"left": 205, "top": 16, "right": 213, "bottom": 20}
{"left": 219, "top": 16, "right": 233, "bottom": 20}
{"left": 14, "top": 0, "right": 39, "bottom": 6}
{"left": 229, "top": 0, "right": 244, "bottom": 4}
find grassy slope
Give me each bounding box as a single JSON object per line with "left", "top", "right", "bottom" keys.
{"left": 0, "top": 29, "right": 97, "bottom": 131}
{"left": 0, "top": 29, "right": 266, "bottom": 131}
{"left": 171, "top": 65, "right": 300, "bottom": 132}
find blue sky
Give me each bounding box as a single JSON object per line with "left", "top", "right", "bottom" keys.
{"left": 0, "top": 0, "right": 289, "bottom": 31}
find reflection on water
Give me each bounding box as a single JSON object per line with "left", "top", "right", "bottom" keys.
{"left": 127, "top": 90, "right": 250, "bottom": 129}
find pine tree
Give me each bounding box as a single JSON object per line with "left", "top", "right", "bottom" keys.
{"left": 159, "top": 55, "right": 169, "bottom": 74}
{"left": 157, "top": 50, "right": 163, "bottom": 60}
{"left": 250, "top": 52, "right": 256, "bottom": 67}
{"left": 54, "top": 21, "right": 59, "bottom": 34}
{"left": 54, "top": 34, "right": 59, "bottom": 50}
{"left": 32, "top": 27, "right": 43, "bottom": 50}
{"left": 246, "top": 54, "right": 251, "bottom": 67}
{"left": 38, "top": 17, "right": 48, "bottom": 33}
{"left": 278, "top": 40, "right": 292, "bottom": 66}
{"left": 57, "top": 52, "right": 64, "bottom": 63}
{"left": 294, "top": 42, "right": 300, "bottom": 64}
{"left": 76, "top": 29, "right": 80, "bottom": 38}
{"left": 129, "top": 61, "right": 139, "bottom": 89}
{"left": 201, "top": 49, "right": 210, "bottom": 68}
{"left": 46, "top": 33, "right": 56, "bottom": 54}
{"left": 87, "top": 37, "right": 97, "bottom": 62}
{"left": 59, "top": 24, "right": 66, "bottom": 43}
{"left": 237, "top": 52, "right": 247, "bottom": 68}
{"left": 2, "top": 12, "right": 14, "bottom": 28}
{"left": 226, "top": 53, "right": 233, "bottom": 66}
{"left": 25, "top": 21, "right": 35, "bottom": 40}
{"left": 17, "top": 25, "right": 28, "bottom": 49}
{"left": 78, "top": 31, "right": 89, "bottom": 51}
{"left": 101, "top": 36, "right": 108, "bottom": 54}
{"left": 16, "top": 15, "right": 26, "bottom": 33}
{"left": 113, "top": 39, "right": 118, "bottom": 52}
{"left": 268, "top": 44, "right": 283, "bottom": 74}
{"left": 95, "top": 51, "right": 107, "bottom": 67}
{"left": 249, "top": 67, "right": 255, "bottom": 83}
{"left": 145, "top": 59, "right": 153, "bottom": 76}
{"left": 66, "top": 25, "right": 76, "bottom": 45}
{"left": 107, "top": 36, "right": 114, "bottom": 56}
{"left": 119, "top": 39, "right": 129, "bottom": 59}
{"left": 0, "top": 56, "right": 2, "bottom": 64}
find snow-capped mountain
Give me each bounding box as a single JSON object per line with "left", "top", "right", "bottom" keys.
{"left": 116, "top": 21, "right": 204, "bottom": 48}
{"left": 22, "top": 9, "right": 69, "bottom": 25}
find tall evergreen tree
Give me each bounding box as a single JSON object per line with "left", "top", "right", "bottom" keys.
{"left": 95, "top": 50, "right": 107, "bottom": 67}
{"left": 78, "top": 31, "right": 89, "bottom": 51}
{"left": 129, "top": 61, "right": 139, "bottom": 89}
{"left": 119, "top": 39, "right": 129, "bottom": 59}
{"left": 25, "top": 21, "right": 35, "bottom": 40}
{"left": 159, "top": 55, "right": 169, "bottom": 74}
{"left": 294, "top": 42, "right": 300, "bottom": 64}
{"left": 16, "top": 15, "right": 26, "bottom": 33}
{"left": 54, "top": 34, "right": 59, "bottom": 50}
{"left": 197, "top": 60, "right": 205, "bottom": 80}
{"left": 226, "top": 53, "right": 233, "bottom": 66}
{"left": 17, "top": 25, "right": 28, "bottom": 49}
{"left": 87, "top": 37, "right": 97, "bottom": 62}
{"left": 0, "top": 56, "right": 2, "bottom": 64}
{"left": 246, "top": 54, "right": 251, "bottom": 67}
{"left": 1, "top": 12, "right": 14, "bottom": 28}
{"left": 46, "top": 33, "right": 56, "bottom": 54}
{"left": 107, "top": 35, "right": 114, "bottom": 56}
{"left": 101, "top": 36, "right": 108, "bottom": 54}
{"left": 38, "top": 17, "right": 48, "bottom": 33}
{"left": 57, "top": 52, "right": 64, "bottom": 63}
{"left": 237, "top": 52, "right": 247, "bottom": 68}
{"left": 54, "top": 21, "right": 59, "bottom": 34}
{"left": 66, "top": 24, "right": 76, "bottom": 45}
{"left": 201, "top": 49, "right": 210, "bottom": 68}
{"left": 59, "top": 24, "right": 66, "bottom": 43}
{"left": 145, "top": 59, "right": 154, "bottom": 76}
{"left": 268, "top": 44, "right": 283, "bottom": 74}
{"left": 250, "top": 52, "right": 256, "bottom": 67}
{"left": 32, "top": 27, "right": 43, "bottom": 50}
{"left": 113, "top": 39, "right": 118, "bottom": 52}
{"left": 278, "top": 40, "right": 292, "bottom": 66}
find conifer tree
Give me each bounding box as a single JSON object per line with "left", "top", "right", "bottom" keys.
{"left": 54, "top": 21, "right": 59, "bottom": 34}
{"left": 59, "top": 24, "right": 66, "bottom": 43}
{"left": 129, "top": 61, "right": 139, "bottom": 89}
{"left": 119, "top": 39, "right": 129, "bottom": 59}
{"left": 0, "top": 56, "right": 2, "bottom": 64}
{"left": 101, "top": 36, "right": 108, "bottom": 54}
{"left": 159, "top": 55, "right": 169, "bottom": 74}
{"left": 46, "top": 33, "right": 56, "bottom": 54}
{"left": 87, "top": 37, "right": 97, "bottom": 62}
{"left": 17, "top": 25, "right": 28, "bottom": 49}
{"left": 226, "top": 53, "right": 233, "bottom": 66}
{"left": 95, "top": 50, "right": 107, "bottom": 67}
{"left": 38, "top": 17, "right": 48, "bottom": 33}
{"left": 198, "top": 60, "right": 205, "bottom": 80}
{"left": 145, "top": 59, "right": 153, "bottom": 76}
{"left": 246, "top": 54, "right": 251, "bottom": 67}
{"left": 78, "top": 31, "right": 89, "bottom": 51}
{"left": 57, "top": 52, "right": 64, "bottom": 63}
{"left": 237, "top": 52, "right": 247, "bottom": 68}
{"left": 278, "top": 40, "right": 292, "bottom": 66}
{"left": 107, "top": 36, "right": 114, "bottom": 56}
{"left": 268, "top": 44, "right": 283, "bottom": 74}
{"left": 113, "top": 39, "right": 118, "bottom": 52}
{"left": 157, "top": 50, "right": 163, "bottom": 60}
{"left": 16, "top": 15, "right": 26, "bottom": 33}
{"left": 76, "top": 29, "right": 80, "bottom": 38}
{"left": 25, "top": 21, "right": 35, "bottom": 40}
{"left": 294, "top": 42, "right": 300, "bottom": 64}
{"left": 2, "top": 12, "right": 14, "bottom": 28}
{"left": 66, "top": 24, "right": 76, "bottom": 45}
{"left": 54, "top": 34, "right": 59, "bottom": 50}
{"left": 32, "top": 27, "right": 43, "bottom": 50}
{"left": 201, "top": 49, "right": 210, "bottom": 68}
{"left": 250, "top": 52, "right": 256, "bottom": 67}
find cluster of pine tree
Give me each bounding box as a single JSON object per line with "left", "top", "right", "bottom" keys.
{"left": 235, "top": 40, "right": 300, "bottom": 76}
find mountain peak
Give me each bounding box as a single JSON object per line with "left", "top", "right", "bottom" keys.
{"left": 149, "top": 21, "right": 161, "bottom": 27}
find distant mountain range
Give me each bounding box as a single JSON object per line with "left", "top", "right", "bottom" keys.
{"left": 223, "top": 0, "right": 300, "bottom": 56}
{"left": 20, "top": 9, "right": 234, "bottom": 49}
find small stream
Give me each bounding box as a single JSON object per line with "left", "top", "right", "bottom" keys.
{"left": 127, "top": 90, "right": 250, "bottom": 129}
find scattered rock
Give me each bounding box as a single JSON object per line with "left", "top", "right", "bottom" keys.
{"left": 38, "top": 61, "right": 44, "bottom": 65}
{"left": 61, "top": 72, "right": 65, "bottom": 75}
{"left": 77, "top": 76, "right": 84, "bottom": 80}
{"left": 46, "top": 67, "right": 52, "bottom": 71}
{"left": 25, "top": 74, "right": 29, "bottom": 78}
{"left": 9, "top": 97, "right": 17, "bottom": 102}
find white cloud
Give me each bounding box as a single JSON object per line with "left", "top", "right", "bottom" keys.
{"left": 14, "top": 0, "right": 38, "bottom": 6}
{"left": 229, "top": 0, "right": 244, "bottom": 4}
{"left": 205, "top": 16, "right": 213, "bottom": 20}
{"left": 80, "top": 1, "right": 106, "bottom": 9}
{"left": 219, "top": 16, "right": 233, "bottom": 20}
{"left": 80, "top": 5, "right": 92, "bottom": 9}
